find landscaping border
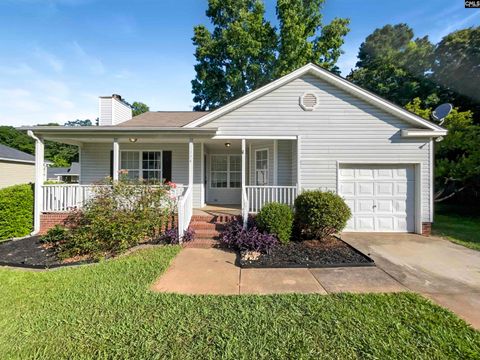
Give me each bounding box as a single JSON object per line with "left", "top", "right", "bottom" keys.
{"left": 237, "top": 236, "right": 375, "bottom": 269}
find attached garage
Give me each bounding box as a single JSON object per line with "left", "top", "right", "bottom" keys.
{"left": 338, "top": 164, "right": 417, "bottom": 232}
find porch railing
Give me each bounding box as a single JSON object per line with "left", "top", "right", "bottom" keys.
{"left": 245, "top": 185, "right": 298, "bottom": 213}
{"left": 177, "top": 185, "right": 193, "bottom": 240}
{"left": 41, "top": 184, "right": 185, "bottom": 213}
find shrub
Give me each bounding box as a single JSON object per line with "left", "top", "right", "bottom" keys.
{"left": 256, "top": 202, "right": 293, "bottom": 244}
{"left": 41, "top": 225, "right": 68, "bottom": 244}
{"left": 0, "top": 184, "right": 33, "bottom": 240}
{"left": 157, "top": 227, "right": 195, "bottom": 244}
{"left": 220, "top": 219, "right": 278, "bottom": 253}
{"left": 294, "top": 190, "right": 351, "bottom": 240}
{"left": 50, "top": 179, "right": 176, "bottom": 259}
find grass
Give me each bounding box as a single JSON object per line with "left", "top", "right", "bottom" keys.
{"left": 433, "top": 204, "right": 480, "bottom": 251}
{"left": 0, "top": 246, "right": 479, "bottom": 359}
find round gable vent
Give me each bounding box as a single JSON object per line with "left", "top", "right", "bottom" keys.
{"left": 299, "top": 92, "right": 319, "bottom": 111}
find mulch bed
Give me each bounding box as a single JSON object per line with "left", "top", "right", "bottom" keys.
{"left": 0, "top": 236, "right": 94, "bottom": 269}
{"left": 239, "top": 236, "right": 374, "bottom": 268}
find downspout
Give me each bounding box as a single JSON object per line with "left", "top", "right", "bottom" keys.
{"left": 27, "top": 130, "right": 44, "bottom": 235}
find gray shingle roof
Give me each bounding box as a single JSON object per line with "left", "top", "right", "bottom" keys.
{"left": 47, "top": 162, "right": 80, "bottom": 178}
{"left": 116, "top": 111, "right": 209, "bottom": 128}
{"left": 0, "top": 144, "right": 35, "bottom": 163}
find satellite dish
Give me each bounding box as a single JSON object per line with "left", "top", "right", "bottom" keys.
{"left": 432, "top": 103, "right": 452, "bottom": 124}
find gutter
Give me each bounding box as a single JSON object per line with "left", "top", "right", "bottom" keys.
{"left": 27, "top": 130, "right": 42, "bottom": 235}
{"left": 401, "top": 129, "right": 448, "bottom": 138}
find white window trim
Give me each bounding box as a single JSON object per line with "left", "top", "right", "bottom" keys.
{"left": 209, "top": 154, "right": 242, "bottom": 189}
{"left": 120, "top": 150, "right": 163, "bottom": 181}
{"left": 255, "top": 148, "right": 269, "bottom": 186}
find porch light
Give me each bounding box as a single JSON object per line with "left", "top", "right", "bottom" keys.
{"left": 224, "top": 142, "right": 231, "bottom": 148}
{"left": 129, "top": 138, "right": 138, "bottom": 143}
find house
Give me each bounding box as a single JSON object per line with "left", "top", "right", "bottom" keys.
{"left": 23, "top": 63, "right": 446, "bottom": 237}
{"left": 0, "top": 144, "right": 37, "bottom": 189}
{"left": 46, "top": 162, "right": 80, "bottom": 183}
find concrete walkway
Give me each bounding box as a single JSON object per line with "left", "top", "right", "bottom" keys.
{"left": 151, "top": 248, "right": 406, "bottom": 295}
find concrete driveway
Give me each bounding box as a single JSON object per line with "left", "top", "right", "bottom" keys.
{"left": 342, "top": 232, "right": 480, "bottom": 329}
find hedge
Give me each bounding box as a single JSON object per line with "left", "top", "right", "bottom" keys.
{"left": 0, "top": 184, "right": 34, "bottom": 240}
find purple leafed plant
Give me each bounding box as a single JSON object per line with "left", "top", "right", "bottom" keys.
{"left": 158, "top": 227, "right": 195, "bottom": 244}
{"left": 220, "top": 219, "right": 278, "bottom": 254}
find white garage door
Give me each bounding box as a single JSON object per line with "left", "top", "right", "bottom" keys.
{"left": 339, "top": 164, "right": 415, "bottom": 232}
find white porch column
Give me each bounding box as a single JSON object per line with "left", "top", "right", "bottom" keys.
{"left": 297, "top": 135, "right": 302, "bottom": 194}
{"left": 188, "top": 138, "right": 194, "bottom": 187}
{"left": 113, "top": 138, "right": 120, "bottom": 181}
{"left": 241, "top": 139, "right": 246, "bottom": 191}
{"left": 241, "top": 138, "right": 247, "bottom": 227}
{"left": 28, "top": 131, "right": 44, "bottom": 234}
{"left": 273, "top": 139, "right": 278, "bottom": 186}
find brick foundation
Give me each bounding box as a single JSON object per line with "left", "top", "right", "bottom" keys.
{"left": 422, "top": 222, "right": 432, "bottom": 236}
{"left": 39, "top": 212, "right": 71, "bottom": 235}
{"left": 39, "top": 212, "right": 178, "bottom": 235}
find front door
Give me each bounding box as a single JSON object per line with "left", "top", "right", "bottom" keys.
{"left": 206, "top": 154, "right": 241, "bottom": 204}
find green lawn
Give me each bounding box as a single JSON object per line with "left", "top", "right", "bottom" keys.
{"left": 0, "top": 247, "right": 478, "bottom": 359}
{"left": 433, "top": 204, "right": 480, "bottom": 251}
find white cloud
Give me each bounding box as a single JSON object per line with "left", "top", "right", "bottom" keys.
{"left": 71, "top": 41, "right": 105, "bottom": 75}
{"left": 33, "top": 47, "right": 64, "bottom": 72}
{"left": 430, "top": 11, "right": 480, "bottom": 42}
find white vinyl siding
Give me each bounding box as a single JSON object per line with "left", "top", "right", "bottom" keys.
{"left": 202, "top": 73, "right": 432, "bottom": 223}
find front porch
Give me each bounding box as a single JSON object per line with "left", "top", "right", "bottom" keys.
{"left": 34, "top": 134, "right": 301, "bottom": 238}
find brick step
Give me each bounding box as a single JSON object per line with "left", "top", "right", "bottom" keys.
{"left": 189, "top": 222, "right": 226, "bottom": 231}
{"left": 193, "top": 228, "right": 222, "bottom": 238}
{"left": 191, "top": 215, "right": 240, "bottom": 223}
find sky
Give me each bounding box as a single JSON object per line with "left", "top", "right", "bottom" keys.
{"left": 0, "top": 0, "right": 478, "bottom": 126}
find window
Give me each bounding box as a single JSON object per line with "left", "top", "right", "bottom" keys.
{"left": 120, "top": 151, "right": 140, "bottom": 180}
{"left": 120, "top": 151, "right": 162, "bottom": 181}
{"left": 255, "top": 149, "right": 269, "bottom": 185}
{"left": 210, "top": 155, "right": 242, "bottom": 189}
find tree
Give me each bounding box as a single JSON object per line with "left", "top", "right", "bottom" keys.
{"left": 65, "top": 119, "right": 92, "bottom": 127}
{"left": 275, "top": 0, "right": 349, "bottom": 76}
{"left": 192, "top": 0, "right": 277, "bottom": 110}
{"left": 432, "top": 27, "right": 480, "bottom": 115}
{"left": 347, "top": 24, "right": 436, "bottom": 107}
{"left": 406, "top": 98, "right": 480, "bottom": 202}
{"left": 0, "top": 126, "right": 78, "bottom": 166}
{"left": 191, "top": 0, "right": 350, "bottom": 110}
{"left": 131, "top": 102, "right": 150, "bottom": 117}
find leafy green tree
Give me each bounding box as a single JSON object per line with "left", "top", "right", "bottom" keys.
{"left": 131, "top": 102, "right": 150, "bottom": 117}
{"left": 433, "top": 27, "right": 480, "bottom": 115}
{"left": 192, "top": 0, "right": 277, "bottom": 110}
{"left": 276, "top": 0, "right": 349, "bottom": 76}
{"left": 348, "top": 24, "right": 436, "bottom": 106}
{"left": 406, "top": 98, "right": 480, "bottom": 201}
{"left": 0, "top": 126, "right": 78, "bottom": 165}
{"left": 65, "top": 119, "right": 92, "bottom": 127}
{"left": 192, "top": 0, "right": 350, "bottom": 110}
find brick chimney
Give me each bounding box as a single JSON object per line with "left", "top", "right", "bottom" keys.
{"left": 98, "top": 94, "right": 132, "bottom": 126}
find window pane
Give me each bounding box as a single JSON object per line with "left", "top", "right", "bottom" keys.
{"left": 126, "top": 170, "right": 139, "bottom": 180}
{"left": 230, "top": 171, "right": 241, "bottom": 188}
{"left": 230, "top": 155, "right": 241, "bottom": 171}
{"left": 143, "top": 170, "right": 161, "bottom": 181}
{"left": 256, "top": 170, "right": 267, "bottom": 185}
{"left": 211, "top": 156, "right": 228, "bottom": 171}
{"left": 211, "top": 172, "right": 227, "bottom": 188}
{"left": 142, "top": 152, "right": 161, "bottom": 170}
{"left": 121, "top": 151, "right": 139, "bottom": 170}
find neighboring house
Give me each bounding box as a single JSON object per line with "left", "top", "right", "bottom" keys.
{"left": 24, "top": 63, "right": 446, "bottom": 236}
{"left": 0, "top": 144, "right": 36, "bottom": 188}
{"left": 47, "top": 162, "right": 80, "bottom": 183}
